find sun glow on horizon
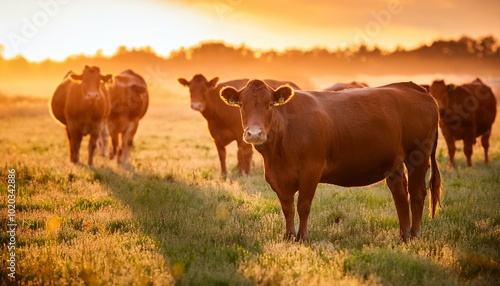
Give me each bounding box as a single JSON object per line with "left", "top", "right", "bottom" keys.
{"left": 0, "top": 0, "right": 499, "bottom": 62}
{"left": 0, "top": 1, "right": 224, "bottom": 61}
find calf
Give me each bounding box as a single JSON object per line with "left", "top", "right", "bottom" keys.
{"left": 430, "top": 79, "right": 496, "bottom": 167}
{"left": 221, "top": 80, "right": 442, "bottom": 242}
{"left": 50, "top": 65, "right": 112, "bottom": 166}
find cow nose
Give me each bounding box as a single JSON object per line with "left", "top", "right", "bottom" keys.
{"left": 86, "top": 91, "right": 99, "bottom": 99}
{"left": 191, "top": 102, "right": 204, "bottom": 112}
{"left": 244, "top": 127, "right": 266, "bottom": 144}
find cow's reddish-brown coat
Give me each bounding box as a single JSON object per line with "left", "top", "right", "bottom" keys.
{"left": 221, "top": 80, "right": 442, "bottom": 242}
{"left": 430, "top": 78, "right": 496, "bottom": 167}
{"left": 178, "top": 74, "right": 300, "bottom": 176}
{"left": 107, "top": 69, "right": 149, "bottom": 166}
{"left": 50, "top": 65, "right": 111, "bottom": 166}
{"left": 324, "top": 81, "right": 368, "bottom": 91}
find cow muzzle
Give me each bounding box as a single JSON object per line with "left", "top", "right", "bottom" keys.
{"left": 191, "top": 102, "right": 205, "bottom": 112}
{"left": 85, "top": 91, "right": 100, "bottom": 100}
{"left": 244, "top": 127, "right": 267, "bottom": 144}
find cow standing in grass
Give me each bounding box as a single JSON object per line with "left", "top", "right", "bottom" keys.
{"left": 50, "top": 66, "right": 112, "bottom": 166}
{"left": 107, "top": 70, "right": 149, "bottom": 166}
{"left": 178, "top": 74, "right": 301, "bottom": 177}
{"left": 430, "top": 79, "right": 496, "bottom": 167}
{"left": 220, "top": 80, "right": 442, "bottom": 242}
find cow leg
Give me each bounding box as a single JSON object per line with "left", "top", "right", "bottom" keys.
{"left": 277, "top": 193, "right": 296, "bottom": 240}
{"left": 88, "top": 127, "right": 99, "bottom": 167}
{"left": 128, "top": 122, "right": 139, "bottom": 149}
{"left": 386, "top": 164, "right": 410, "bottom": 241}
{"left": 65, "top": 127, "right": 72, "bottom": 162}
{"left": 295, "top": 170, "right": 322, "bottom": 242}
{"left": 463, "top": 138, "right": 474, "bottom": 167}
{"left": 481, "top": 128, "right": 492, "bottom": 165}
{"left": 444, "top": 136, "right": 456, "bottom": 168}
{"left": 237, "top": 141, "right": 253, "bottom": 176}
{"left": 98, "top": 122, "right": 110, "bottom": 157}
{"left": 120, "top": 122, "right": 135, "bottom": 166}
{"left": 215, "top": 143, "right": 227, "bottom": 177}
{"left": 408, "top": 162, "right": 429, "bottom": 238}
{"left": 110, "top": 130, "right": 119, "bottom": 161}
{"left": 68, "top": 128, "right": 82, "bottom": 164}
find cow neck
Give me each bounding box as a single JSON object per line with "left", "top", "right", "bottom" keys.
{"left": 200, "top": 87, "right": 225, "bottom": 121}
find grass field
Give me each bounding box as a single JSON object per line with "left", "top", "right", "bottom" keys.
{"left": 1, "top": 93, "right": 499, "bottom": 285}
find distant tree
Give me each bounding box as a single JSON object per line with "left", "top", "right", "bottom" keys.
{"left": 169, "top": 46, "right": 188, "bottom": 61}
{"left": 458, "top": 36, "right": 476, "bottom": 55}
{"left": 114, "top": 45, "right": 129, "bottom": 56}
{"left": 476, "top": 35, "right": 497, "bottom": 57}
{"left": 95, "top": 49, "right": 104, "bottom": 58}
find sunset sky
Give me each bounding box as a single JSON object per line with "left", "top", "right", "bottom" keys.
{"left": 0, "top": 0, "right": 499, "bottom": 62}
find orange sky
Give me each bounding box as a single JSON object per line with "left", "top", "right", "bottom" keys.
{"left": 1, "top": 0, "right": 499, "bottom": 62}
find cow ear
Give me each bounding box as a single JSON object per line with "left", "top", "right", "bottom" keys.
{"left": 178, "top": 78, "right": 190, "bottom": 87}
{"left": 208, "top": 77, "right": 219, "bottom": 88}
{"left": 70, "top": 73, "right": 83, "bottom": 81}
{"left": 220, "top": 86, "right": 241, "bottom": 107}
{"left": 271, "top": 85, "right": 295, "bottom": 106}
{"left": 101, "top": 74, "right": 112, "bottom": 83}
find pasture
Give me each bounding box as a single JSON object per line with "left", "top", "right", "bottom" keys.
{"left": 1, "top": 91, "right": 499, "bottom": 285}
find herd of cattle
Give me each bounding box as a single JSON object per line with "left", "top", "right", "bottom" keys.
{"left": 49, "top": 66, "right": 497, "bottom": 242}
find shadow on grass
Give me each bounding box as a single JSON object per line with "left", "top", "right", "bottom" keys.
{"left": 92, "top": 167, "right": 262, "bottom": 285}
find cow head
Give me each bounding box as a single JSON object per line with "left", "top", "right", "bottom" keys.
{"left": 178, "top": 74, "right": 219, "bottom": 112}
{"left": 70, "top": 65, "right": 112, "bottom": 100}
{"left": 220, "top": 79, "right": 295, "bottom": 144}
{"left": 113, "top": 75, "right": 148, "bottom": 107}
{"left": 430, "top": 80, "right": 450, "bottom": 114}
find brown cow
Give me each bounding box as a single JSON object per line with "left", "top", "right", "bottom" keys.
{"left": 178, "top": 74, "right": 300, "bottom": 176}
{"left": 430, "top": 79, "right": 496, "bottom": 167}
{"left": 324, "top": 81, "right": 368, "bottom": 91}
{"left": 50, "top": 65, "right": 112, "bottom": 166}
{"left": 107, "top": 69, "right": 149, "bottom": 166}
{"left": 220, "top": 80, "right": 442, "bottom": 242}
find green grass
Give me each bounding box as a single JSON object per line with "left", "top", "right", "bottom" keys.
{"left": 1, "top": 95, "right": 500, "bottom": 285}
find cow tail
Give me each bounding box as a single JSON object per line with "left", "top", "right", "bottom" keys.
{"left": 429, "top": 130, "right": 442, "bottom": 218}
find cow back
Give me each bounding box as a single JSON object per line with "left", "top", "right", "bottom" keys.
{"left": 262, "top": 82, "right": 438, "bottom": 187}
{"left": 462, "top": 81, "right": 497, "bottom": 133}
